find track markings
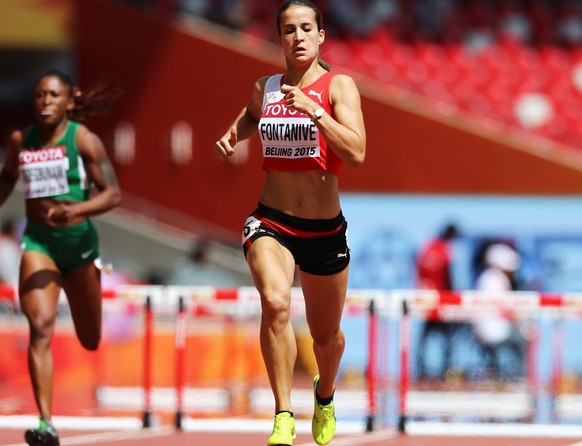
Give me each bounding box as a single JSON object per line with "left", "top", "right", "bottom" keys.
{"left": 2, "top": 426, "right": 174, "bottom": 446}
{"left": 295, "top": 429, "right": 398, "bottom": 446}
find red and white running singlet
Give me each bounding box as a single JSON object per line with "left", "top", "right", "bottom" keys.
{"left": 258, "top": 72, "right": 342, "bottom": 175}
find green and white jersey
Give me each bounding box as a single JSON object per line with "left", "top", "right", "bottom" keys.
{"left": 19, "top": 121, "right": 91, "bottom": 202}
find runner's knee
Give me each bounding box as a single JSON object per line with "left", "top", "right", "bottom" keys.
{"left": 260, "top": 288, "right": 291, "bottom": 330}
{"left": 312, "top": 327, "right": 344, "bottom": 351}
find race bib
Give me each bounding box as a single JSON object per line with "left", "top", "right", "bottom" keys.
{"left": 19, "top": 146, "right": 70, "bottom": 198}
{"left": 259, "top": 117, "right": 321, "bottom": 159}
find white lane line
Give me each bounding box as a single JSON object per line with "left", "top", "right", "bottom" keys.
{"left": 2, "top": 426, "right": 174, "bottom": 446}
{"left": 295, "top": 430, "right": 398, "bottom": 446}
{"left": 0, "top": 415, "right": 142, "bottom": 431}
{"left": 408, "top": 421, "right": 582, "bottom": 438}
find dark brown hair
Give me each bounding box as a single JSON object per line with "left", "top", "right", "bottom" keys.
{"left": 276, "top": 0, "right": 330, "bottom": 71}
{"left": 38, "top": 69, "right": 123, "bottom": 123}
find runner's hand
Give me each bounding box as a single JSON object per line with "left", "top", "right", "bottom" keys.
{"left": 214, "top": 128, "right": 237, "bottom": 160}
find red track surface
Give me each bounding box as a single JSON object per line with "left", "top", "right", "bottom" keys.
{"left": 0, "top": 427, "right": 581, "bottom": 446}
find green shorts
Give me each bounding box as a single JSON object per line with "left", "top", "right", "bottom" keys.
{"left": 21, "top": 219, "right": 100, "bottom": 273}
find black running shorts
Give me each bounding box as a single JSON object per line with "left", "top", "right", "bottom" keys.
{"left": 242, "top": 202, "right": 350, "bottom": 276}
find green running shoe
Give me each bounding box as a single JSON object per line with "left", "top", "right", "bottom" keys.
{"left": 267, "top": 411, "right": 296, "bottom": 446}
{"left": 312, "top": 374, "right": 336, "bottom": 445}
{"left": 25, "top": 418, "right": 60, "bottom": 446}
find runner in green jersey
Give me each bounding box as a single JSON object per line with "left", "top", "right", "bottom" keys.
{"left": 0, "top": 69, "right": 122, "bottom": 446}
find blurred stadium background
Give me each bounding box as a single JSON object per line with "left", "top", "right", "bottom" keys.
{"left": 2, "top": 0, "right": 582, "bottom": 435}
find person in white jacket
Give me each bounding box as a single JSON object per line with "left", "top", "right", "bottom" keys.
{"left": 473, "top": 243, "right": 526, "bottom": 380}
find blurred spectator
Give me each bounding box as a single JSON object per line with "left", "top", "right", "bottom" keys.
{"left": 206, "top": 0, "right": 254, "bottom": 31}
{"left": 115, "top": 0, "right": 178, "bottom": 14}
{"left": 0, "top": 217, "right": 22, "bottom": 289}
{"left": 472, "top": 242, "right": 526, "bottom": 380}
{"left": 178, "top": 0, "right": 209, "bottom": 17}
{"left": 557, "top": 2, "right": 582, "bottom": 47}
{"left": 475, "top": 241, "right": 520, "bottom": 294}
{"left": 472, "top": 237, "right": 495, "bottom": 279}
{"left": 460, "top": 0, "right": 496, "bottom": 52}
{"left": 416, "top": 223, "right": 459, "bottom": 290}
{"left": 326, "top": 0, "right": 398, "bottom": 39}
{"left": 413, "top": 0, "right": 459, "bottom": 42}
{"left": 165, "top": 239, "right": 241, "bottom": 286}
{"left": 415, "top": 223, "right": 463, "bottom": 380}
{"left": 496, "top": 1, "right": 533, "bottom": 44}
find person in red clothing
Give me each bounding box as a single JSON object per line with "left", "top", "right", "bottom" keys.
{"left": 213, "top": 2, "right": 365, "bottom": 444}
{"left": 416, "top": 224, "right": 458, "bottom": 290}
{"left": 415, "top": 223, "right": 461, "bottom": 380}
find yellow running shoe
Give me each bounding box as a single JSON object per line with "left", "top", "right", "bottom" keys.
{"left": 267, "top": 411, "right": 296, "bottom": 446}
{"left": 312, "top": 375, "right": 336, "bottom": 445}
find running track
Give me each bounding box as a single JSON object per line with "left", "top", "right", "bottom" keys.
{"left": 1, "top": 421, "right": 581, "bottom": 446}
